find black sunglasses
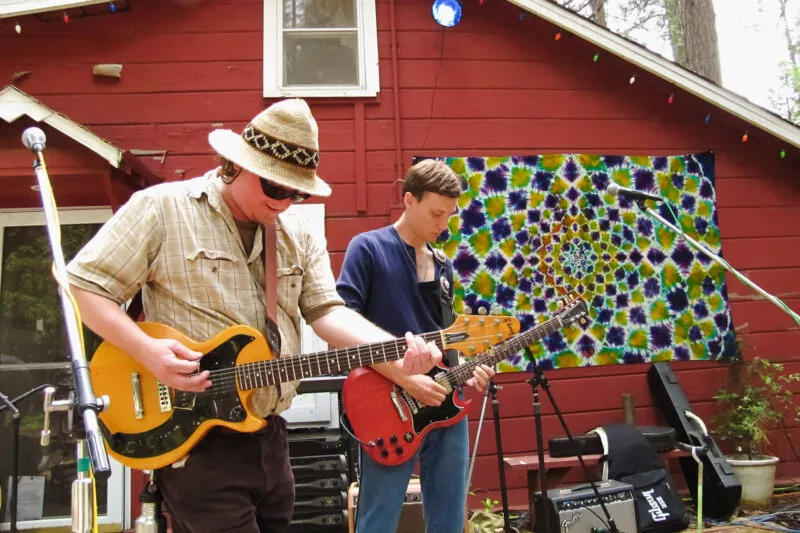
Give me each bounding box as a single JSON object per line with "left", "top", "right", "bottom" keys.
{"left": 260, "top": 179, "right": 311, "bottom": 203}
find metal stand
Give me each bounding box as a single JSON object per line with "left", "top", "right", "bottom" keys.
{"left": 636, "top": 201, "right": 800, "bottom": 324}
{"left": 21, "top": 128, "right": 111, "bottom": 533}
{"left": 526, "top": 362, "right": 620, "bottom": 533}
{"left": 466, "top": 376, "right": 511, "bottom": 533}
{"left": 489, "top": 380, "right": 512, "bottom": 533}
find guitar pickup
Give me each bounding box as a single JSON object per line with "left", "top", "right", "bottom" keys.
{"left": 131, "top": 373, "right": 144, "bottom": 419}
{"left": 390, "top": 388, "right": 409, "bottom": 421}
{"left": 158, "top": 381, "right": 172, "bottom": 412}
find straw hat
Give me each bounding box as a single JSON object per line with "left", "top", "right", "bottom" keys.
{"left": 208, "top": 99, "right": 331, "bottom": 197}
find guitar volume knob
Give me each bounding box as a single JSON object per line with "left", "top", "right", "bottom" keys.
{"left": 395, "top": 447, "right": 404, "bottom": 455}
{"left": 380, "top": 449, "right": 389, "bottom": 458}
{"left": 390, "top": 435, "right": 398, "bottom": 444}
{"left": 376, "top": 437, "right": 384, "bottom": 447}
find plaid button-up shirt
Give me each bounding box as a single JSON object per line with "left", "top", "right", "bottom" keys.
{"left": 67, "top": 171, "right": 344, "bottom": 417}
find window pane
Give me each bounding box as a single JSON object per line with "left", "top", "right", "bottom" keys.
{"left": 0, "top": 222, "right": 107, "bottom": 521}
{"left": 283, "top": 0, "right": 356, "bottom": 29}
{"left": 284, "top": 32, "right": 359, "bottom": 86}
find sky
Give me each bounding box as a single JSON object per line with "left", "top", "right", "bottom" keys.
{"left": 603, "top": 0, "right": 798, "bottom": 115}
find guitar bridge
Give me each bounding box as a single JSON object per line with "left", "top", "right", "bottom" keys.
{"left": 158, "top": 381, "right": 172, "bottom": 412}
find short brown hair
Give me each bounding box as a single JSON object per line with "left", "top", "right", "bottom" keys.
{"left": 403, "top": 159, "right": 464, "bottom": 200}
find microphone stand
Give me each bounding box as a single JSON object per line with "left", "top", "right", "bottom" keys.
{"left": 26, "top": 141, "right": 111, "bottom": 531}
{"left": 526, "top": 351, "right": 620, "bottom": 533}
{"left": 634, "top": 200, "right": 799, "bottom": 324}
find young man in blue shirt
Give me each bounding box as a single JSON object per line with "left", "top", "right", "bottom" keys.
{"left": 337, "top": 159, "right": 494, "bottom": 533}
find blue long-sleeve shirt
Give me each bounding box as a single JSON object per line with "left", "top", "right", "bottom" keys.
{"left": 336, "top": 226, "right": 456, "bottom": 364}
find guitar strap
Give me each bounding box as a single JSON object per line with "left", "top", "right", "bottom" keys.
{"left": 263, "top": 220, "right": 282, "bottom": 356}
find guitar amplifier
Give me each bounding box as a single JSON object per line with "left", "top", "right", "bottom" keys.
{"left": 534, "top": 480, "right": 638, "bottom": 533}
{"left": 347, "top": 479, "right": 425, "bottom": 533}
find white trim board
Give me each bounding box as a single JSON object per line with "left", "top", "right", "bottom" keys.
{"left": 0, "top": 85, "right": 123, "bottom": 168}
{"left": 508, "top": 0, "right": 800, "bottom": 149}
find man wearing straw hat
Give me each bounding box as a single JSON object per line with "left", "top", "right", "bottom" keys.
{"left": 66, "top": 99, "right": 442, "bottom": 533}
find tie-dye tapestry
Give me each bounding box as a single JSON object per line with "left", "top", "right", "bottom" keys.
{"left": 420, "top": 153, "right": 737, "bottom": 372}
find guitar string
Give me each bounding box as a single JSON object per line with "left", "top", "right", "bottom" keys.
{"left": 200, "top": 328, "right": 509, "bottom": 382}
{"left": 195, "top": 331, "right": 513, "bottom": 395}
{"left": 197, "top": 313, "right": 576, "bottom": 392}
{"left": 193, "top": 307, "right": 582, "bottom": 397}
{"left": 199, "top": 315, "right": 575, "bottom": 397}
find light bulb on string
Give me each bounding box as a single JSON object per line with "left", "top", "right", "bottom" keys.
{"left": 780, "top": 149, "right": 786, "bottom": 158}
{"left": 593, "top": 53, "right": 599, "bottom": 62}
{"left": 667, "top": 93, "right": 674, "bottom": 104}
{"left": 555, "top": 32, "right": 562, "bottom": 40}
{"left": 110, "top": 1, "right": 116, "bottom": 12}
{"left": 63, "top": 11, "right": 69, "bottom": 23}
{"left": 15, "top": 21, "right": 21, "bottom": 33}
{"left": 741, "top": 131, "right": 749, "bottom": 143}
{"left": 629, "top": 75, "right": 636, "bottom": 85}
{"left": 519, "top": 12, "right": 524, "bottom": 19}
{"left": 704, "top": 113, "right": 711, "bottom": 125}
{"left": 431, "top": 0, "right": 462, "bottom": 27}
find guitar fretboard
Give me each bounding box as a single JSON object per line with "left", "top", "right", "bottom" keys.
{"left": 235, "top": 331, "right": 444, "bottom": 391}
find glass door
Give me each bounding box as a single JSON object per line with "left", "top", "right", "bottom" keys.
{"left": 0, "top": 208, "right": 128, "bottom": 531}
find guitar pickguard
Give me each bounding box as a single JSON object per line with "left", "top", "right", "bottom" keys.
{"left": 101, "top": 333, "right": 255, "bottom": 459}
{"left": 407, "top": 367, "right": 462, "bottom": 435}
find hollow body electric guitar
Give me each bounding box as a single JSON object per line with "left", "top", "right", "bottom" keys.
{"left": 342, "top": 298, "right": 589, "bottom": 466}
{"left": 89, "top": 316, "right": 520, "bottom": 470}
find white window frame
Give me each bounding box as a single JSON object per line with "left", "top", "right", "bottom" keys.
{"left": 280, "top": 203, "right": 340, "bottom": 429}
{"left": 0, "top": 207, "right": 130, "bottom": 531}
{"left": 263, "top": 0, "right": 380, "bottom": 98}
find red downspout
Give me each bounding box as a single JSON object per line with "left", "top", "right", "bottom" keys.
{"left": 389, "top": 0, "right": 404, "bottom": 204}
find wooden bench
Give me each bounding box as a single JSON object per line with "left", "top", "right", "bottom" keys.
{"left": 503, "top": 449, "right": 690, "bottom": 521}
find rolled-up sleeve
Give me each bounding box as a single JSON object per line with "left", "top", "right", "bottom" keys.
{"left": 298, "top": 230, "right": 344, "bottom": 324}
{"left": 66, "top": 191, "right": 163, "bottom": 305}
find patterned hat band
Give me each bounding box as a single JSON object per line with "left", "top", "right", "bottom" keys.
{"left": 241, "top": 124, "right": 319, "bottom": 170}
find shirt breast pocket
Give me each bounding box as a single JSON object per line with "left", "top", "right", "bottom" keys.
{"left": 185, "top": 248, "right": 239, "bottom": 308}
{"left": 276, "top": 266, "right": 304, "bottom": 318}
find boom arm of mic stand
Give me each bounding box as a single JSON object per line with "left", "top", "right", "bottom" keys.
{"left": 32, "top": 154, "right": 111, "bottom": 480}
{"left": 637, "top": 201, "right": 800, "bottom": 324}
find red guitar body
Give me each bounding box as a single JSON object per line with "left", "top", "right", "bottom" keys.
{"left": 342, "top": 364, "right": 472, "bottom": 466}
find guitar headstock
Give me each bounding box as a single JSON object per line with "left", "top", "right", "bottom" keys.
{"left": 442, "top": 313, "right": 521, "bottom": 356}
{"left": 555, "top": 296, "right": 590, "bottom": 327}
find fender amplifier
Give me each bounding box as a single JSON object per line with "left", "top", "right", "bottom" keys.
{"left": 534, "top": 480, "right": 638, "bottom": 533}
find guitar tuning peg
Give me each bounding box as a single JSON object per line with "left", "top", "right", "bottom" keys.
{"left": 478, "top": 306, "right": 487, "bottom": 315}
{"left": 490, "top": 308, "right": 501, "bottom": 316}
{"left": 464, "top": 306, "right": 472, "bottom": 315}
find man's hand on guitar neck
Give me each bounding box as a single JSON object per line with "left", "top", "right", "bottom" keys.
{"left": 398, "top": 331, "right": 443, "bottom": 376}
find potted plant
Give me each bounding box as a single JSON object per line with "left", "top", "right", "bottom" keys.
{"left": 712, "top": 356, "right": 800, "bottom": 508}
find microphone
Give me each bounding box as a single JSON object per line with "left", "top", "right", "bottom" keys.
{"left": 22, "top": 127, "right": 47, "bottom": 153}
{"left": 607, "top": 183, "right": 663, "bottom": 203}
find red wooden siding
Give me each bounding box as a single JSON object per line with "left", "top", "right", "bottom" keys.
{"left": 1, "top": 0, "right": 798, "bottom": 511}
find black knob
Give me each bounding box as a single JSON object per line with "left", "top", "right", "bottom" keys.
{"left": 376, "top": 437, "right": 384, "bottom": 447}
{"left": 381, "top": 449, "right": 389, "bottom": 458}
{"left": 395, "top": 447, "right": 404, "bottom": 455}
{"left": 404, "top": 432, "right": 414, "bottom": 442}
{"left": 390, "top": 435, "right": 398, "bottom": 444}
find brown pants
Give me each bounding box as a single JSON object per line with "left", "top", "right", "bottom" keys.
{"left": 156, "top": 416, "right": 294, "bottom": 533}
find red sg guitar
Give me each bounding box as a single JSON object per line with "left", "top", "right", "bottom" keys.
{"left": 342, "top": 298, "right": 589, "bottom": 466}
